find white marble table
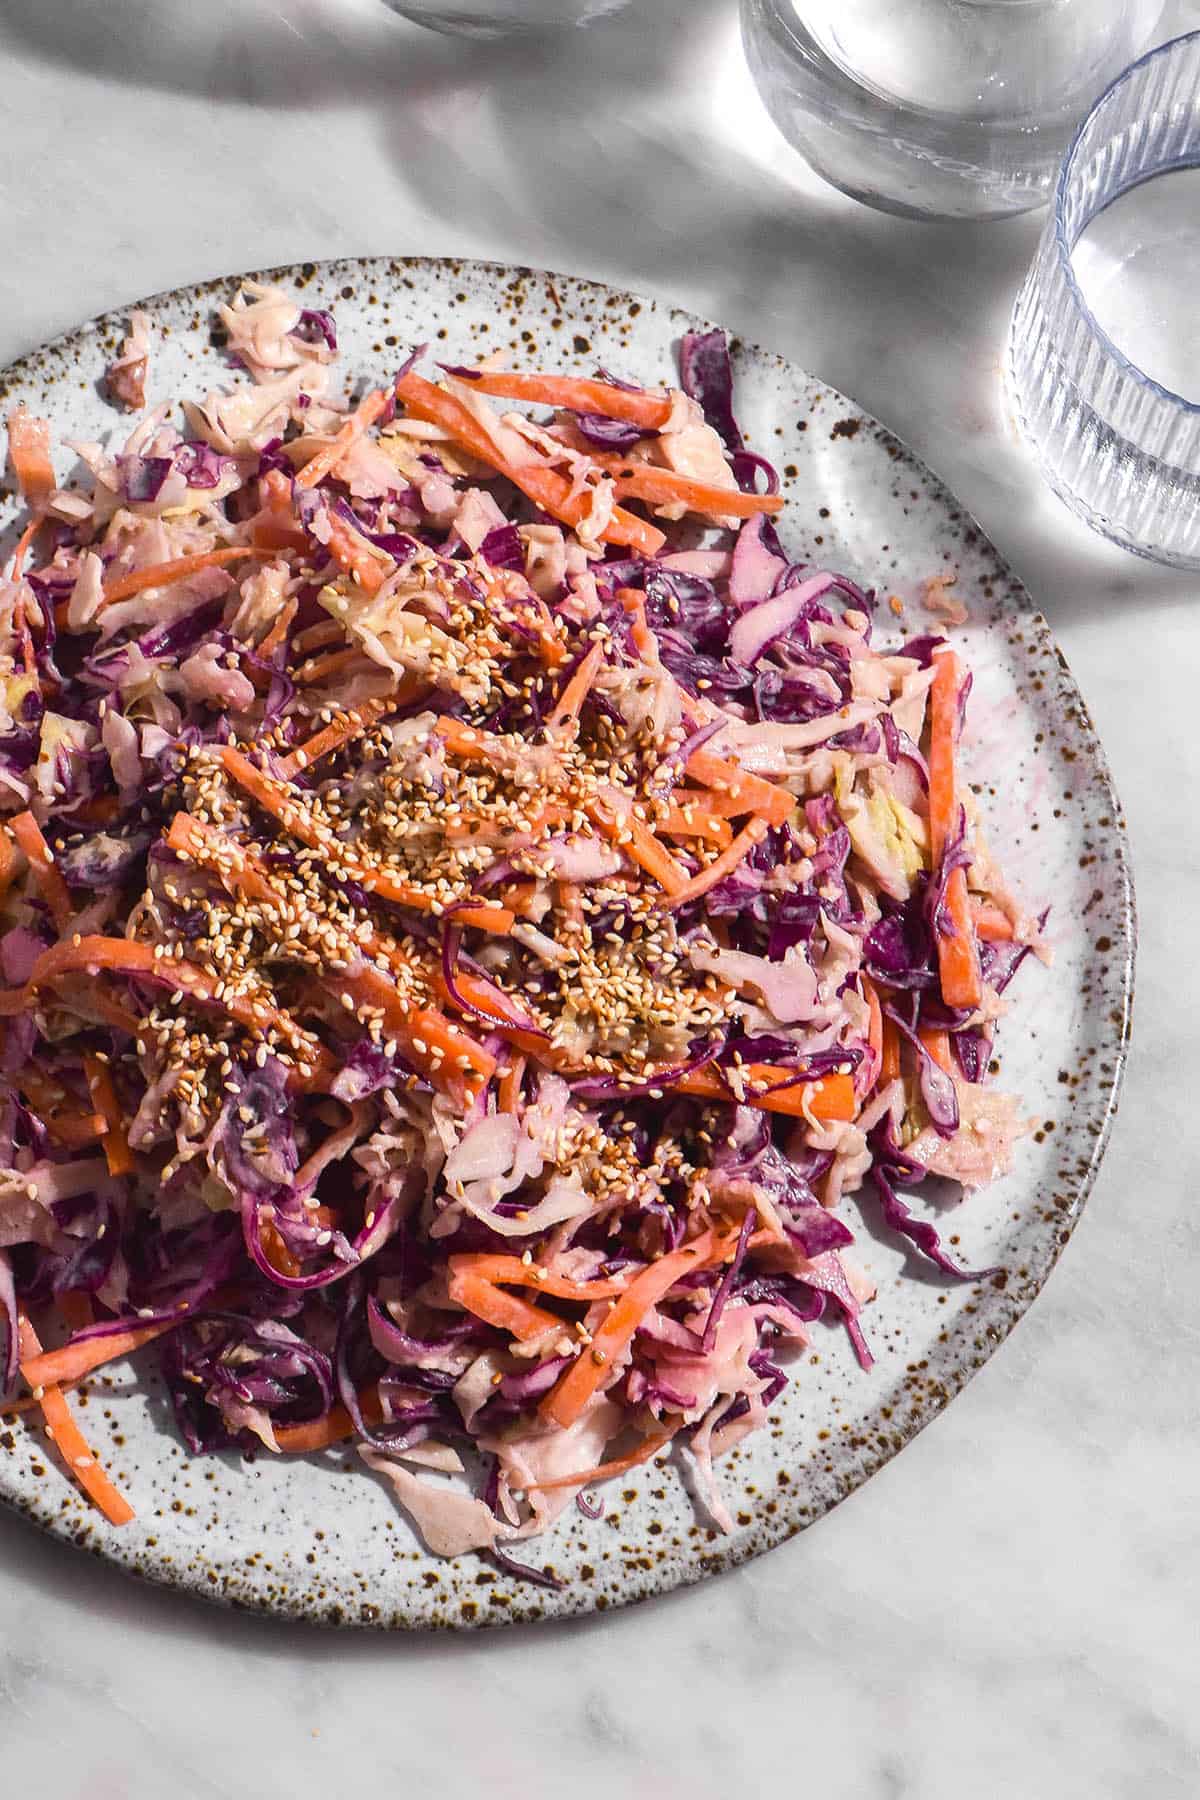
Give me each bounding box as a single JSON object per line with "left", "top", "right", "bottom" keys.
{"left": 1, "top": 2, "right": 1198, "bottom": 1793}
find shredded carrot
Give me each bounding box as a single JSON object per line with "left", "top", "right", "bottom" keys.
{"left": 684, "top": 748, "right": 795, "bottom": 827}
{"left": 546, "top": 640, "right": 605, "bottom": 731}
{"left": 497, "top": 1055, "right": 526, "bottom": 1114}
{"left": 527, "top": 1430, "right": 676, "bottom": 1493}
{"left": 100, "top": 545, "right": 272, "bottom": 609}
{"left": 279, "top": 691, "right": 417, "bottom": 780}
{"left": 862, "top": 978, "right": 884, "bottom": 1095}
{"left": 17, "top": 1314, "right": 133, "bottom": 1527}
{"left": 275, "top": 1387, "right": 387, "bottom": 1453}
{"left": 83, "top": 1053, "right": 135, "bottom": 1177}
{"left": 599, "top": 458, "right": 785, "bottom": 521}
{"left": 449, "top": 1269, "right": 562, "bottom": 1343}
{"left": 675, "top": 1065, "right": 857, "bottom": 1122}
{"left": 69, "top": 793, "right": 122, "bottom": 826}
{"left": 7, "top": 406, "right": 56, "bottom": 510}
{"left": 251, "top": 517, "right": 308, "bottom": 554}
{"left": 56, "top": 1293, "right": 95, "bottom": 1333}
{"left": 9, "top": 810, "right": 73, "bottom": 930}
{"left": 256, "top": 596, "right": 298, "bottom": 659}
{"left": 585, "top": 793, "right": 689, "bottom": 897}
{"left": 919, "top": 1027, "right": 955, "bottom": 1076}
{"left": 880, "top": 1015, "right": 902, "bottom": 1086}
{"left": 293, "top": 388, "right": 390, "bottom": 490}
{"left": 19, "top": 1320, "right": 174, "bottom": 1391}
{"left": 447, "top": 370, "right": 672, "bottom": 431}
{"left": 26, "top": 935, "right": 330, "bottom": 1087}
{"left": 446, "top": 1254, "right": 632, "bottom": 1303}
{"left": 615, "top": 586, "right": 661, "bottom": 664}
{"left": 8, "top": 517, "right": 40, "bottom": 583}
{"left": 0, "top": 828, "right": 17, "bottom": 904}
{"left": 261, "top": 1224, "right": 302, "bottom": 1280}
{"left": 294, "top": 646, "right": 373, "bottom": 687}
{"left": 928, "top": 651, "right": 982, "bottom": 1011}
{"left": 219, "top": 746, "right": 513, "bottom": 933}
{"left": 540, "top": 1231, "right": 722, "bottom": 1428}
{"left": 394, "top": 371, "right": 667, "bottom": 557}
{"left": 321, "top": 509, "right": 391, "bottom": 595}
{"left": 167, "top": 812, "right": 497, "bottom": 1100}
{"left": 661, "top": 799, "right": 733, "bottom": 847}
{"left": 971, "top": 902, "right": 1014, "bottom": 942}
{"left": 291, "top": 619, "right": 346, "bottom": 656}
{"left": 556, "top": 881, "right": 585, "bottom": 936}
{"left": 663, "top": 816, "right": 769, "bottom": 910}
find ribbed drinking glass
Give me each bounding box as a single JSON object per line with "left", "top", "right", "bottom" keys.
{"left": 1007, "top": 30, "right": 1200, "bottom": 565}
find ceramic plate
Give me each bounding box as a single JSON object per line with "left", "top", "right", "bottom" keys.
{"left": 0, "top": 257, "right": 1134, "bottom": 1628}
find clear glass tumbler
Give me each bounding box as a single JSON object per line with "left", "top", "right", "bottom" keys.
{"left": 383, "top": 0, "right": 630, "bottom": 33}
{"left": 1007, "top": 30, "right": 1200, "bottom": 565}
{"left": 741, "top": 0, "right": 1166, "bottom": 219}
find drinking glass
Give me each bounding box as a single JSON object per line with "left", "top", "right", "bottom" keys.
{"left": 741, "top": 0, "right": 1166, "bottom": 219}
{"left": 1007, "top": 30, "right": 1200, "bottom": 565}
{"left": 383, "top": 0, "right": 630, "bottom": 33}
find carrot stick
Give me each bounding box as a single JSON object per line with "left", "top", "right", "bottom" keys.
{"left": 919, "top": 1027, "right": 955, "bottom": 1076}
{"left": 663, "top": 816, "right": 769, "bottom": 910}
{"left": 7, "top": 407, "right": 56, "bottom": 510}
{"left": 661, "top": 800, "right": 733, "bottom": 847}
{"left": 497, "top": 1055, "right": 526, "bottom": 1114}
{"left": 0, "top": 828, "right": 17, "bottom": 903}
{"left": 279, "top": 692, "right": 414, "bottom": 779}
{"left": 101, "top": 545, "right": 272, "bottom": 608}
{"left": 57, "top": 1293, "right": 94, "bottom": 1333}
{"left": 928, "top": 651, "right": 982, "bottom": 1011}
{"left": 8, "top": 518, "right": 40, "bottom": 582}
{"left": 545, "top": 640, "right": 605, "bottom": 731}
{"left": 320, "top": 510, "right": 390, "bottom": 596}
{"left": 19, "top": 1320, "right": 174, "bottom": 1390}
{"left": 18, "top": 1314, "right": 133, "bottom": 1527}
{"left": 291, "top": 619, "right": 345, "bottom": 655}
{"left": 447, "top": 1254, "right": 632, "bottom": 1303}
{"left": 615, "top": 586, "right": 661, "bottom": 665}
{"left": 449, "top": 1269, "right": 562, "bottom": 1343}
{"left": 527, "top": 1430, "right": 675, "bottom": 1492}
{"left": 69, "top": 794, "right": 122, "bottom": 826}
{"left": 971, "top": 902, "right": 1014, "bottom": 942}
{"left": 394, "top": 371, "right": 666, "bottom": 557}
{"left": 275, "top": 1387, "right": 387, "bottom": 1453}
{"left": 293, "top": 646, "right": 373, "bottom": 687}
{"left": 293, "top": 388, "right": 390, "bottom": 490}
{"left": 540, "top": 1231, "right": 721, "bottom": 1428}
{"left": 599, "top": 459, "right": 785, "bottom": 520}
{"left": 684, "top": 748, "right": 795, "bottom": 827}
{"left": 219, "top": 746, "right": 513, "bottom": 933}
{"left": 862, "top": 978, "right": 884, "bottom": 1095}
{"left": 585, "top": 793, "right": 689, "bottom": 897}
{"left": 880, "top": 1016, "right": 902, "bottom": 1086}
{"left": 256, "top": 596, "right": 298, "bottom": 659}
{"left": 9, "top": 811, "right": 73, "bottom": 930}
{"left": 251, "top": 517, "right": 308, "bottom": 554}
{"left": 448, "top": 370, "right": 672, "bottom": 431}
{"left": 82, "top": 1053, "right": 135, "bottom": 1177}
{"left": 675, "top": 1065, "right": 857, "bottom": 1122}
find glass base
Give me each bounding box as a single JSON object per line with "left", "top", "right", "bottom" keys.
{"left": 384, "top": 1, "right": 627, "bottom": 34}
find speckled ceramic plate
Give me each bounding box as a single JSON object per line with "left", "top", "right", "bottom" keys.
{"left": 0, "top": 257, "right": 1134, "bottom": 1629}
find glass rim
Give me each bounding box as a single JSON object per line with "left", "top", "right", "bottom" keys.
{"left": 1052, "top": 26, "right": 1200, "bottom": 420}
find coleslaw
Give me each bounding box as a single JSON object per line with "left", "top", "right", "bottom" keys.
{"left": 0, "top": 283, "right": 1041, "bottom": 1566}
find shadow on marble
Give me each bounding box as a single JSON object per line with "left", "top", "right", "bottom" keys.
{"left": 0, "top": 0, "right": 661, "bottom": 108}
{"left": 0, "top": 1497, "right": 714, "bottom": 1658}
